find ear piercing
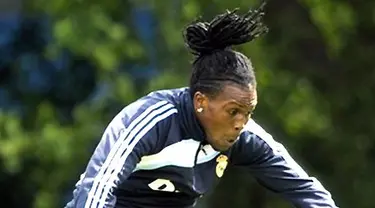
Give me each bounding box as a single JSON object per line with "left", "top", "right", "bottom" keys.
{"left": 197, "top": 108, "right": 203, "bottom": 113}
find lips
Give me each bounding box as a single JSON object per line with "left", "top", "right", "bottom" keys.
{"left": 227, "top": 137, "right": 238, "bottom": 143}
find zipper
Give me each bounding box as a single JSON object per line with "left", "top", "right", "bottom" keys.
{"left": 194, "top": 143, "right": 207, "bottom": 166}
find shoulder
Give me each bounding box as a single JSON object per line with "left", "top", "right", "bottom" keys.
{"left": 113, "top": 88, "right": 185, "bottom": 130}
{"left": 243, "top": 119, "right": 270, "bottom": 138}
{"left": 238, "top": 119, "right": 275, "bottom": 145}
{"left": 231, "top": 119, "right": 283, "bottom": 157}
{"left": 242, "top": 119, "right": 278, "bottom": 146}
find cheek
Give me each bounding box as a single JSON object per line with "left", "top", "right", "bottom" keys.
{"left": 205, "top": 108, "right": 231, "bottom": 133}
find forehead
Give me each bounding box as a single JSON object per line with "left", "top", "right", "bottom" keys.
{"left": 214, "top": 83, "right": 257, "bottom": 106}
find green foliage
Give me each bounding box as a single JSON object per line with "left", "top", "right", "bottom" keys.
{"left": 299, "top": 0, "right": 355, "bottom": 57}
{"left": 1, "top": 0, "right": 374, "bottom": 207}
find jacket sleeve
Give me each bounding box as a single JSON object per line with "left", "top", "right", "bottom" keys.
{"left": 65, "top": 100, "right": 177, "bottom": 208}
{"left": 230, "top": 120, "right": 338, "bottom": 208}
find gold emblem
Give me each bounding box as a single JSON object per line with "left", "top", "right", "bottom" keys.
{"left": 215, "top": 155, "right": 228, "bottom": 178}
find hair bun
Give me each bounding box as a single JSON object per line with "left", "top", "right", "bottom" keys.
{"left": 183, "top": 2, "right": 268, "bottom": 56}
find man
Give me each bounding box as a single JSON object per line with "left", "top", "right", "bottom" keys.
{"left": 66, "top": 3, "right": 338, "bottom": 208}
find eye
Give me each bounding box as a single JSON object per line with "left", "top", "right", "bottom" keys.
{"left": 228, "top": 109, "right": 239, "bottom": 117}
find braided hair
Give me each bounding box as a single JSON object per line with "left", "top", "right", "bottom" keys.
{"left": 184, "top": 2, "right": 268, "bottom": 98}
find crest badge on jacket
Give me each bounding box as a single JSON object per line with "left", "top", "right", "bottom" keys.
{"left": 215, "top": 155, "right": 228, "bottom": 178}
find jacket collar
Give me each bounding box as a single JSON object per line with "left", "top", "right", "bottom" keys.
{"left": 177, "top": 88, "right": 207, "bottom": 143}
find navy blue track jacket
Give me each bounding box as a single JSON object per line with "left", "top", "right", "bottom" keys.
{"left": 65, "top": 87, "right": 338, "bottom": 208}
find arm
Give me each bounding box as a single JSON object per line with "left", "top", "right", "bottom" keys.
{"left": 230, "top": 119, "right": 338, "bottom": 208}
{"left": 65, "top": 100, "right": 177, "bottom": 208}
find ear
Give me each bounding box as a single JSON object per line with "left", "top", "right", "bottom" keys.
{"left": 193, "top": 91, "right": 209, "bottom": 111}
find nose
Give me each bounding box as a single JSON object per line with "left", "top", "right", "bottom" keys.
{"left": 234, "top": 123, "right": 245, "bottom": 132}
{"left": 233, "top": 114, "right": 248, "bottom": 132}
{"left": 233, "top": 115, "right": 247, "bottom": 132}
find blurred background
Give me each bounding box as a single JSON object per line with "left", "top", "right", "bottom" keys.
{"left": 0, "top": 0, "right": 374, "bottom": 207}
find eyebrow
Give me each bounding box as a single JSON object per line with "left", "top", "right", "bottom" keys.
{"left": 226, "top": 100, "right": 255, "bottom": 109}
